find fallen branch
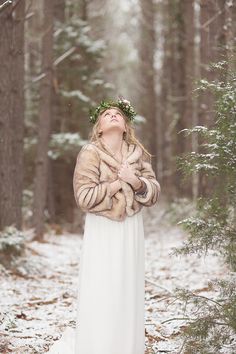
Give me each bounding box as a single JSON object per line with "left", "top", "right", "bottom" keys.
{"left": 27, "top": 297, "right": 58, "bottom": 306}
{"left": 145, "top": 277, "right": 173, "bottom": 294}
{"left": 149, "top": 293, "right": 172, "bottom": 301}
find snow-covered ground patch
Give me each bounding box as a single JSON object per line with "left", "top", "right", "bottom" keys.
{"left": 0, "top": 202, "right": 227, "bottom": 353}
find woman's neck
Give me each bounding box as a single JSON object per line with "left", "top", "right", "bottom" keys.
{"left": 100, "top": 132, "right": 123, "bottom": 155}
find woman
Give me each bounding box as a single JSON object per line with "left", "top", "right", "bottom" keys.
{"left": 48, "top": 97, "right": 160, "bottom": 354}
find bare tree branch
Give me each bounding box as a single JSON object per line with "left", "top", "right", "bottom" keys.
{"left": 0, "top": 0, "right": 13, "bottom": 13}
{"left": 9, "top": 0, "right": 24, "bottom": 14}
{"left": 30, "top": 46, "right": 77, "bottom": 85}
{"left": 53, "top": 46, "right": 76, "bottom": 67}
{"left": 201, "top": 7, "right": 225, "bottom": 30}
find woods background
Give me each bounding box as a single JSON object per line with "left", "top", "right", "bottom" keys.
{"left": 0, "top": 0, "right": 235, "bottom": 237}
{"left": 0, "top": 1, "right": 236, "bottom": 353}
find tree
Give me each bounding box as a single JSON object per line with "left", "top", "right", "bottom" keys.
{"left": 159, "top": 0, "right": 196, "bottom": 198}
{"left": 33, "top": 0, "right": 54, "bottom": 240}
{"left": 138, "top": 0, "right": 158, "bottom": 172}
{"left": 0, "top": 0, "right": 25, "bottom": 230}
{"left": 173, "top": 63, "right": 236, "bottom": 353}
{"left": 198, "top": 0, "right": 227, "bottom": 196}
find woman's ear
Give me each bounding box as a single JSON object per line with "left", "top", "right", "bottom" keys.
{"left": 98, "top": 130, "right": 102, "bottom": 135}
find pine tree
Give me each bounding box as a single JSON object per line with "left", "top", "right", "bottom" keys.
{"left": 171, "top": 61, "right": 236, "bottom": 353}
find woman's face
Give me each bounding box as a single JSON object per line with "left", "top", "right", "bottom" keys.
{"left": 98, "top": 107, "right": 126, "bottom": 135}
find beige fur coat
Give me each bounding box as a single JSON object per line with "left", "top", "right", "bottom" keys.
{"left": 73, "top": 138, "right": 161, "bottom": 221}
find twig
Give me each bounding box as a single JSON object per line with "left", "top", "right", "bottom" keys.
{"left": 27, "top": 297, "right": 58, "bottom": 306}
{"left": 161, "top": 316, "right": 230, "bottom": 328}
{"left": 177, "top": 290, "right": 225, "bottom": 308}
{"left": 24, "top": 10, "right": 34, "bottom": 21}
{"left": 24, "top": 0, "right": 33, "bottom": 21}
{"left": 192, "top": 293, "right": 224, "bottom": 307}
{"left": 201, "top": 8, "right": 224, "bottom": 30}
{"left": 24, "top": 0, "right": 32, "bottom": 15}
{"left": 145, "top": 277, "right": 173, "bottom": 294}
{"left": 32, "top": 72, "right": 46, "bottom": 83}
{"left": 9, "top": 0, "right": 24, "bottom": 14}
{"left": 53, "top": 46, "right": 76, "bottom": 67}
{"left": 31, "top": 47, "right": 76, "bottom": 85}
{"left": 0, "top": 0, "right": 12, "bottom": 13}
{"left": 149, "top": 293, "right": 172, "bottom": 301}
{"left": 161, "top": 316, "right": 190, "bottom": 324}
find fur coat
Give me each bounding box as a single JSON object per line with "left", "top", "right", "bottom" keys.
{"left": 73, "top": 138, "right": 161, "bottom": 221}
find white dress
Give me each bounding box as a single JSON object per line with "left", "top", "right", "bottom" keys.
{"left": 48, "top": 209, "right": 145, "bottom": 354}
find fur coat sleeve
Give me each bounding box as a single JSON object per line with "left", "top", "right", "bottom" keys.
{"left": 134, "top": 151, "right": 161, "bottom": 207}
{"left": 73, "top": 144, "right": 113, "bottom": 213}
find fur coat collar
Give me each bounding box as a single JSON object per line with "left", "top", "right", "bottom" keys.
{"left": 90, "top": 137, "right": 143, "bottom": 168}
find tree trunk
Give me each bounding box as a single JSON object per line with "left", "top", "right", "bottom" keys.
{"left": 54, "top": 0, "right": 65, "bottom": 22}
{"left": 33, "top": 0, "right": 54, "bottom": 240}
{"left": 159, "top": 0, "right": 173, "bottom": 198}
{"left": 0, "top": 0, "right": 25, "bottom": 230}
{"left": 159, "top": 0, "right": 197, "bottom": 199}
{"left": 225, "top": 0, "right": 236, "bottom": 71}
{"left": 159, "top": 0, "right": 189, "bottom": 199}
{"left": 138, "top": 0, "right": 158, "bottom": 172}
{"left": 181, "top": 0, "right": 196, "bottom": 198}
{"left": 192, "top": 0, "right": 201, "bottom": 199}
{"left": 170, "top": 0, "right": 192, "bottom": 198}
{"left": 47, "top": 0, "right": 67, "bottom": 223}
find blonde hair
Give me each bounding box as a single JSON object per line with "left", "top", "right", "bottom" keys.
{"left": 88, "top": 107, "right": 153, "bottom": 160}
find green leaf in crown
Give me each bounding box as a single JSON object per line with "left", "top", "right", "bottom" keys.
{"left": 89, "top": 96, "right": 137, "bottom": 124}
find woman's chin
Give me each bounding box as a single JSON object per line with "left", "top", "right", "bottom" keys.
{"left": 103, "top": 126, "right": 124, "bottom": 134}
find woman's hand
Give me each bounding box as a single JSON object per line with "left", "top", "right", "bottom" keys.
{"left": 118, "top": 161, "right": 142, "bottom": 190}
{"left": 118, "top": 161, "right": 136, "bottom": 183}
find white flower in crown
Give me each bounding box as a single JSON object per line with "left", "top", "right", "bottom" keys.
{"left": 122, "top": 99, "right": 130, "bottom": 105}
{"left": 118, "top": 95, "right": 130, "bottom": 105}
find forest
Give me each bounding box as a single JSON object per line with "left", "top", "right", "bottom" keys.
{"left": 0, "top": 0, "right": 235, "bottom": 353}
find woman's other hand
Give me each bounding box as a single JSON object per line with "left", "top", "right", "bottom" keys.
{"left": 118, "top": 161, "right": 143, "bottom": 191}
{"left": 118, "top": 161, "right": 136, "bottom": 183}
{"left": 118, "top": 161, "right": 146, "bottom": 192}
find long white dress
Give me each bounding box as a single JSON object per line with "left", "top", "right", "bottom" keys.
{"left": 48, "top": 209, "right": 145, "bottom": 354}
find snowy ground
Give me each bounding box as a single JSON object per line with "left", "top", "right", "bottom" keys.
{"left": 0, "top": 201, "right": 227, "bottom": 354}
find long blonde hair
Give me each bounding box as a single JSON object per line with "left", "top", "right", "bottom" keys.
{"left": 88, "top": 107, "right": 153, "bottom": 160}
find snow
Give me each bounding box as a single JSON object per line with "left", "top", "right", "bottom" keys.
{"left": 0, "top": 202, "right": 228, "bottom": 353}
{"left": 60, "top": 90, "right": 91, "bottom": 103}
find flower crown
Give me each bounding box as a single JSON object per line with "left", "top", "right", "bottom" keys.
{"left": 89, "top": 96, "right": 137, "bottom": 124}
